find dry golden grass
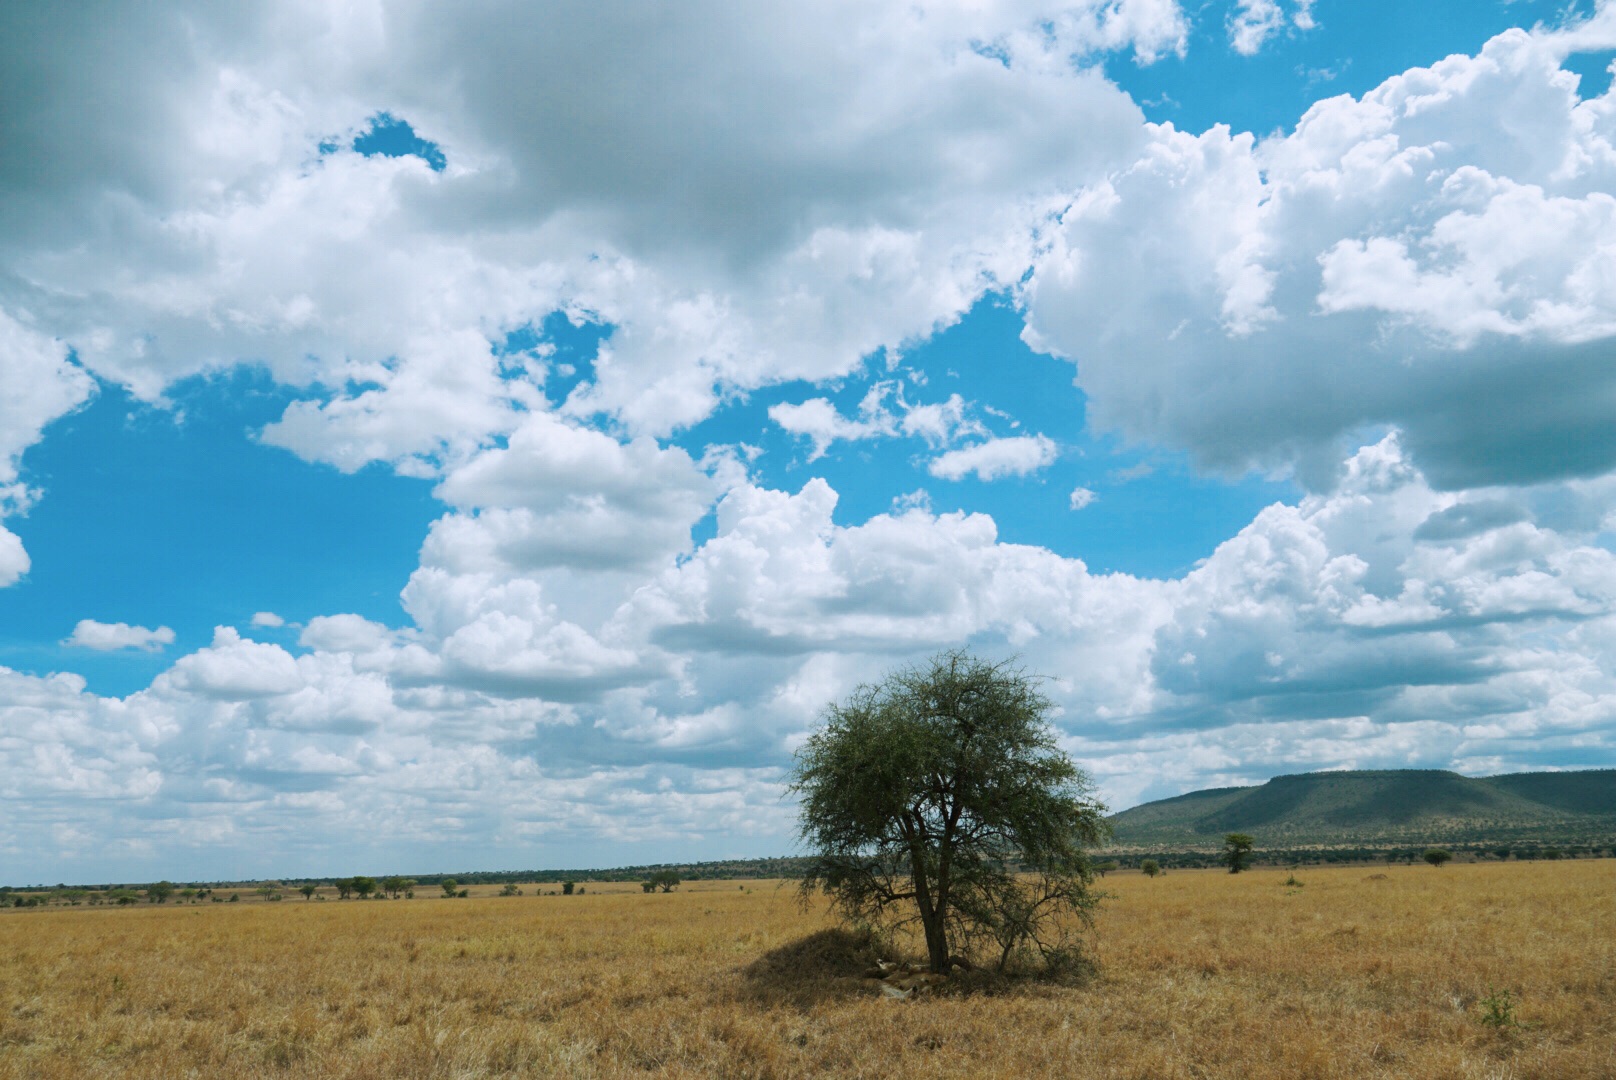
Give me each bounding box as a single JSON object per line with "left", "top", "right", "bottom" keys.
{"left": 0, "top": 861, "right": 1611, "bottom": 1078}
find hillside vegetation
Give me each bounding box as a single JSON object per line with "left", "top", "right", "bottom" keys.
{"left": 1107, "top": 768, "right": 1616, "bottom": 849}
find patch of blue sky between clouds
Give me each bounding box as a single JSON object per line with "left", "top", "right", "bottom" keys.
{"left": 1109, "top": 0, "right": 1604, "bottom": 137}
{"left": 1562, "top": 44, "right": 1616, "bottom": 98}
{"left": 676, "top": 296, "right": 1297, "bottom": 578}
{"left": 334, "top": 111, "right": 448, "bottom": 171}
{"left": 0, "top": 371, "right": 440, "bottom": 697}
{"left": 497, "top": 310, "right": 611, "bottom": 412}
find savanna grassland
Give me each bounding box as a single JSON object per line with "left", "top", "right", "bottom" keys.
{"left": 0, "top": 861, "right": 1611, "bottom": 1079}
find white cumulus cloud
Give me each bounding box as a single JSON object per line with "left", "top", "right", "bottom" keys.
{"left": 162, "top": 627, "right": 303, "bottom": 700}
{"left": 1, "top": 433, "right": 1614, "bottom": 877}
{"left": 64, "top": 620, "right": 176, "bottom": 652}
{"left": 0, "top": 525, "right": 27, "bottom": 588}
{"left": 1023, "top": 8, "right": 1616, "bottom": 489}
{"left": 1227, "top": 0, "right": 1316, "bottom": 56}
{"left": 0, "top": 0, "right": 1178, "bottom": 480}
{"left": 929, "top": 434, "right": 1058, "bottom": 480}
{"left": 770, "top": 383, "right": 985, "bottom": 459}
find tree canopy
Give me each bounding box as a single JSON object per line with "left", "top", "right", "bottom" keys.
{"left": 1222, "top": 833, "right": 1255, "bottom": 873}
{"left": 790, "top": 650, "right": 1109, "bottom": 975}
{"left": 645, "top": 870, "right": 681, "bottom": 893}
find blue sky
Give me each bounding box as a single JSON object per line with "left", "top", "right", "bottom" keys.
{"left": 1115, "top": 0, "right": 1610, "bottom": 134}
{"left": 3, "top": 0, "right": 1616, "bottom": 882}
{"left": 679, "top": 296, "right": 1299, "bottom": 571}
{"left": 0, "top": 372, "right": 438, "bottom": 697}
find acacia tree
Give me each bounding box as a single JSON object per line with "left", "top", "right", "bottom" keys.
{"left": 1423, "top": 848, "right": 1452, "bottom": 867}
{"left": 1222, "top": 834, "right": 1255, "bottom": 874}
{"left": 790, "top": 651, "right": 1109, "bottom": 975}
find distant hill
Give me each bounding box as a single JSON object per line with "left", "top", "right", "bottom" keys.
{"left": 1105, "top": 769, "right": 1616, "bottom": 849}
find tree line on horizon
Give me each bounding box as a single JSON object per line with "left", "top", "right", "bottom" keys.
{"left": 3, "top": 840, "right": 1608, "bottom": 907}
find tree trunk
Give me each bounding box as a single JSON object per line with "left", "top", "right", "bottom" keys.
{"left": 909, "top": 842, "right": 952, "bottom": 974}
{"left": 927, "top": 870, "right": 952, "bottom": 973}
{"left": 932, "top": 803, "right": 960, "bottom": 973}
{"left": 921, "top": 908, "right": 951, "bottom": 974}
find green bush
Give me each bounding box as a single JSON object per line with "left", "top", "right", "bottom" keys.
{"left": 1477, "top": 985, "right": 1522, "bottom": 1029}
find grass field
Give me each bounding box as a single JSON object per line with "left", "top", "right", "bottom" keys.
{"left": 0, "top": 861, "right": 1611, "bottom": 1078}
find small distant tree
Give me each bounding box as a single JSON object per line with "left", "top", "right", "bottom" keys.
{"left": 1222, "top": 834, "right": 1255, "bottom": 874}
{"left": 300, "top": 884, "right": 317, "bottom": 900}
{"left": 561, "top": 881, "right": 576, "bottom": 896}
{"left": 334, "top": 878, "right": 354, "bottom": 900}
{"left": 649, "top": 870, "right": 681, "bottom": 893}
{"left": 383, "top": 876, "right": 409, "bottom": 899}
{"left": 146, "top": 881, "right": 175, "bottom": 904}
{"left": 1091, "top": 860, "right": 1118, "bottom": 879}
{"left": 1493, "top": 847, "right": 1512, "bottom": 861}
{"left": 641, "top": 880, "right": 656, "bottom": 893}
{"left": 351, "top": 876, "right": 378, "bottom": 899}
{"left": 1140, "top": 859, "right": 1161, "bottom": 878}
{"left": 1541, "top": 848, "right": 1562, "bottom": 860}
{"left": 500, "top": 883, "right": 521, "bottom": 896}
{"left": 440, "top": 879, "right": 458, "bottom": 898}
{"left": 1423, "top": 848, "right": 1452, "bottom": 868}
